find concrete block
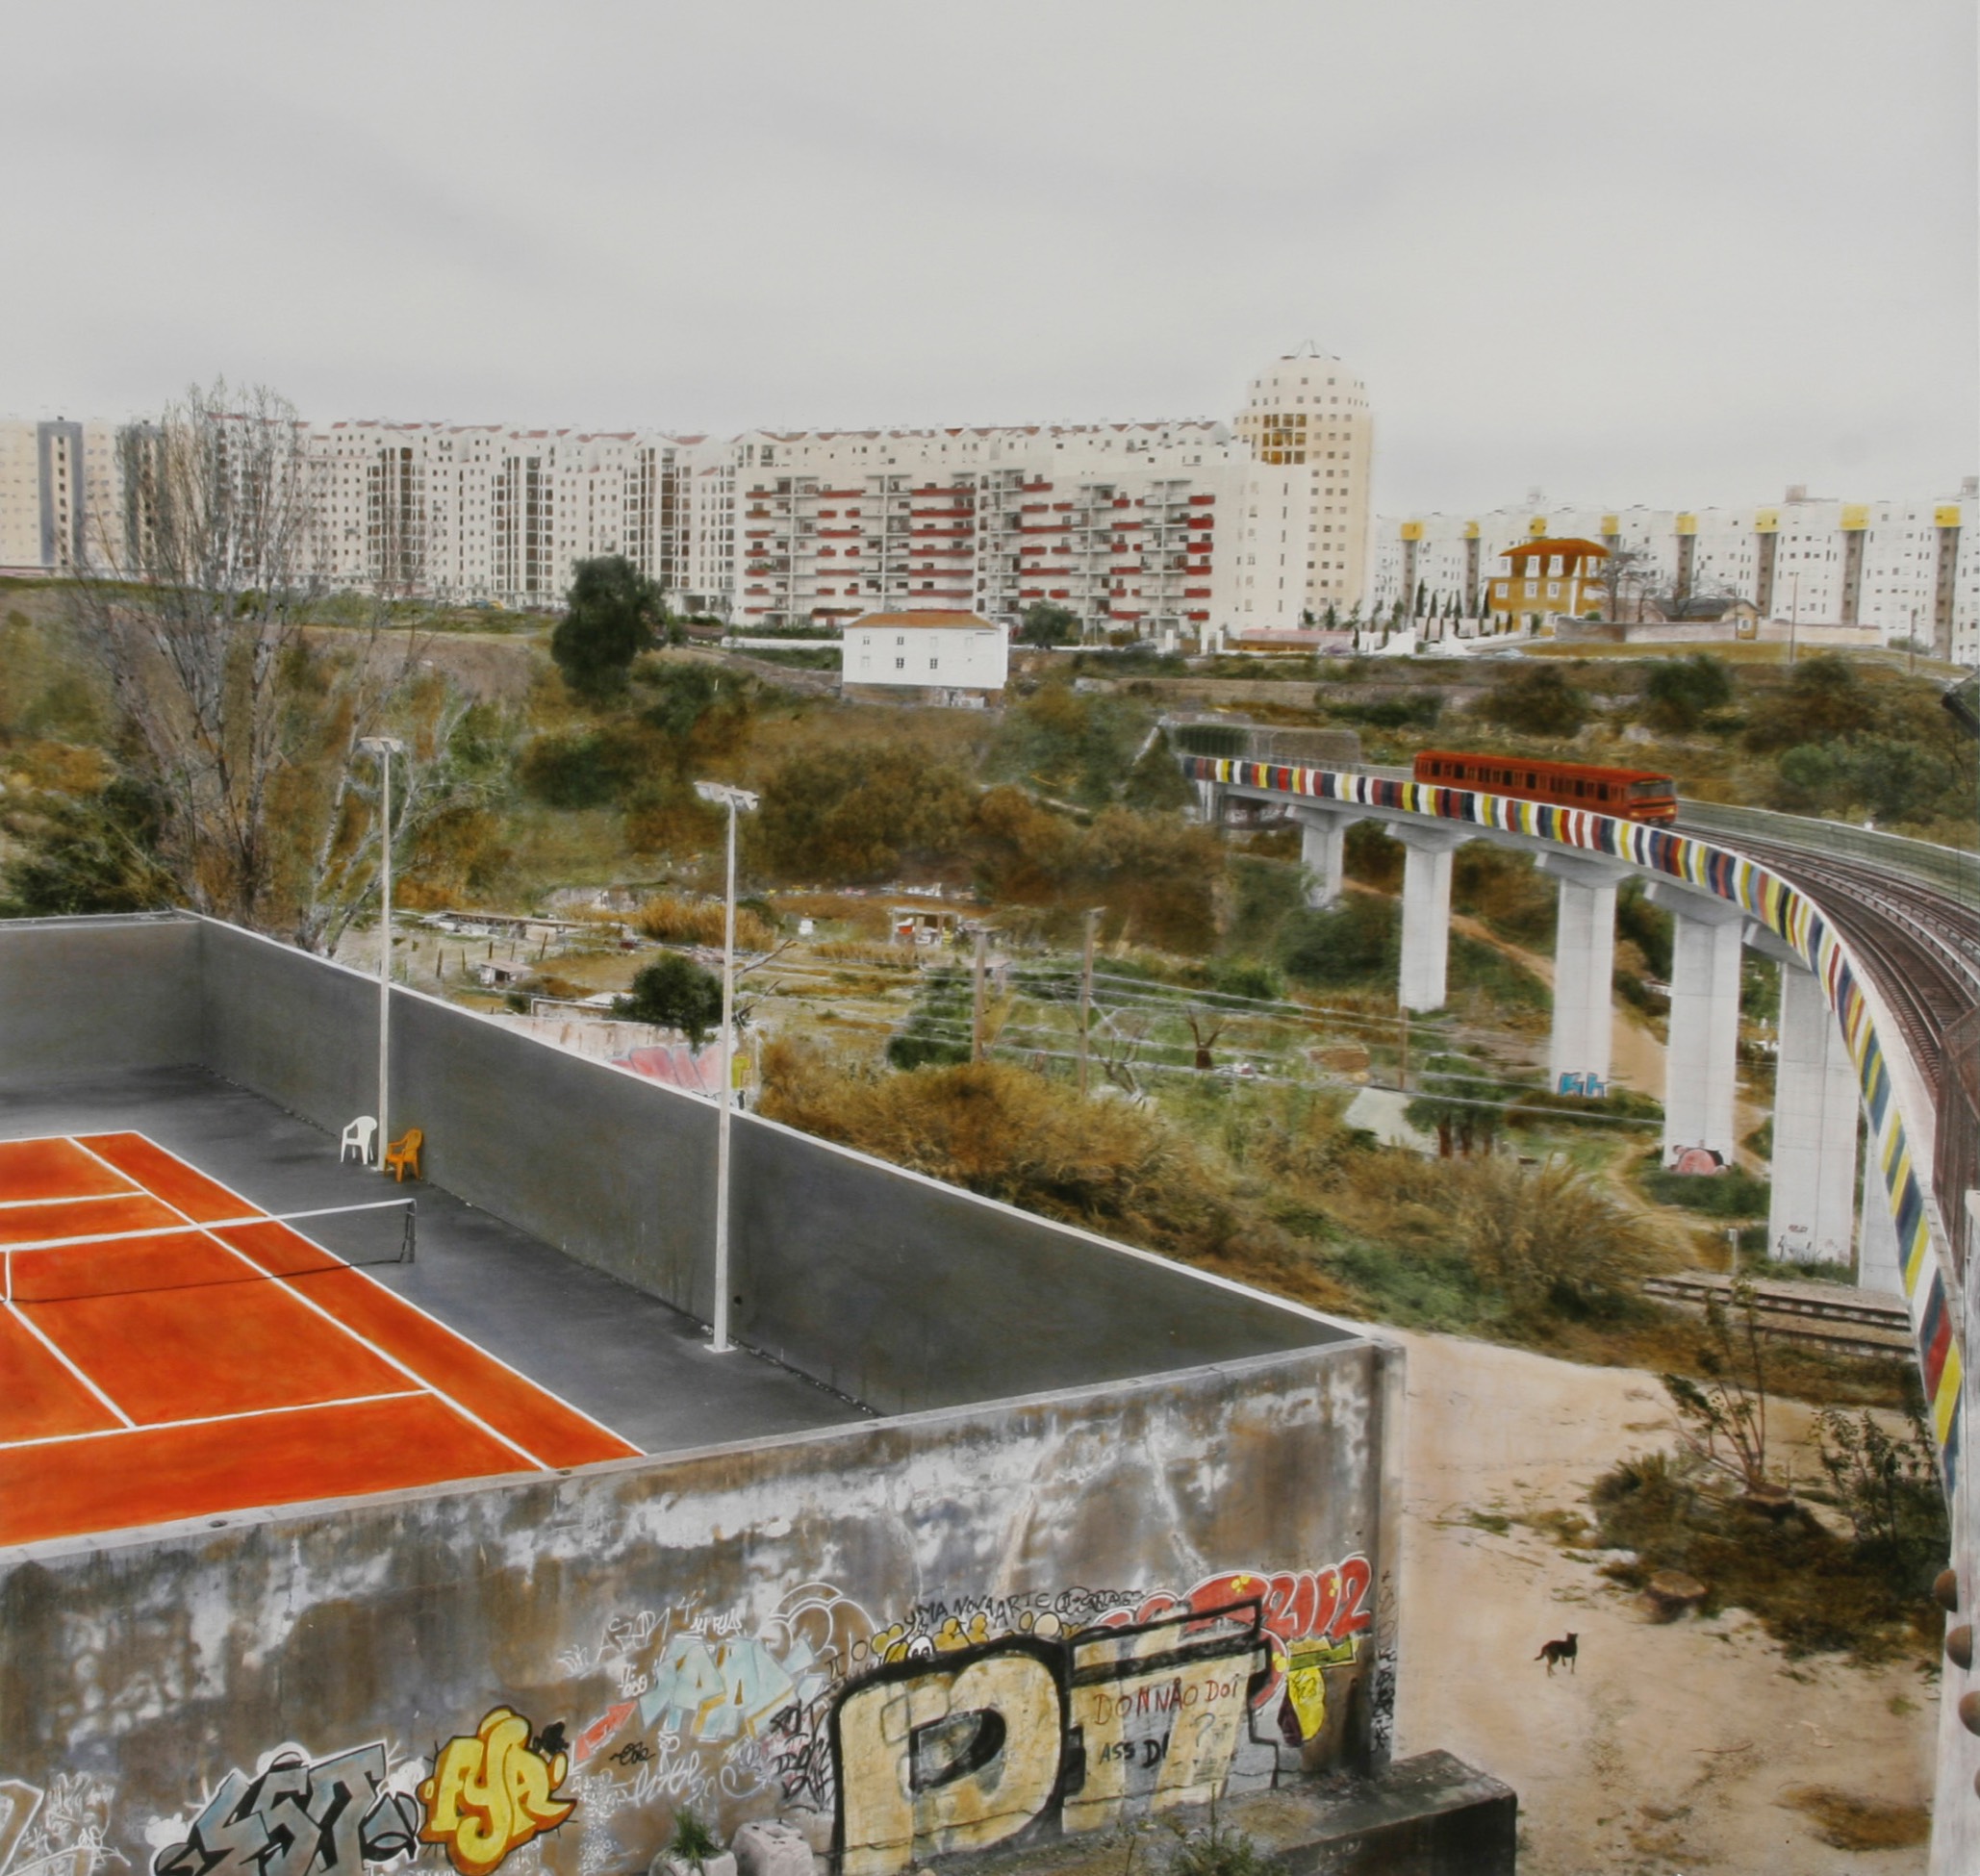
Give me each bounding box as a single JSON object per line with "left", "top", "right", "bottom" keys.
{"left": 733, "top": 1822, "right": 812, "bottom": 1876}
{"left": 783, "top": 1813, "right": 833, "bottom": 1857}
{"left": 653, "top": 1854, "right": 737, "bottom": 1876}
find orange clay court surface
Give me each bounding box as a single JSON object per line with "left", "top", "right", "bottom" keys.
{"left": 0, "top": 1132, "right": 640, "bottom": 1548}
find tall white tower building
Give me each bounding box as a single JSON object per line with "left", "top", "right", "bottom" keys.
{"left": 1232, "top": 344, "right": 1375, "bottom": 622}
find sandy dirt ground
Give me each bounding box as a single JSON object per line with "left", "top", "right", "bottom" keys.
{"left": 1389, "top": 1329, "right": 1937, "bottom": 1873}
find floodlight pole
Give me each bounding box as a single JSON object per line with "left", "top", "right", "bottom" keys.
{"left": 714, "top": 795, "right": 739, "bottom": 1352}
{"left": 360, "top": 738, "right": 406, "bottom": 1166}
{"left": 695, "top": 780, "right": 758, "bottom": 1356}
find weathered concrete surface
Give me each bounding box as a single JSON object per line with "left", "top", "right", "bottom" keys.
{"left": 1, "top": 1343, "right": 1398, "bottom": 1876}
{"left": 0, "top": 914, "right": 197, "bottom": 1086}
{"left": 940, "top": 1753, "right": 1516, "bottom": 1876}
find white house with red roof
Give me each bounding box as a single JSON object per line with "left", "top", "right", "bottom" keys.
{"left": 842, "top": 610, "right": 1007, "bottom": 704}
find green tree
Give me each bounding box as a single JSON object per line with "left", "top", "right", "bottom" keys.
{"left": 615, "top": 952, "right": 724, "bottom": 1048}
{"left": 1641, "top": 653, "right": 1734, "bottom": 733}
{"left": 551, "top": 556, "right": 665, "bottom": 701}
{"left": 1477, "top": 664, "right": 1589, "bottom": 737}
{"left": 1017, "top": 601, "right": 1079, "bottom": 648}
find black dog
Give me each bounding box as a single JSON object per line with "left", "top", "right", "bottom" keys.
{"left": 1536, "top": 1633, "right": 1578, "bottom": 1675}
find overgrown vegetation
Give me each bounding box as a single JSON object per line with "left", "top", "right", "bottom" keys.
{"left": 1588, "top": 1288, "right": 1948, "bottom": 1660}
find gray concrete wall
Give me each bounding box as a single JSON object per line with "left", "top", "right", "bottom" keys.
{"left": 191, "top": 922, "right": 1349, "bottom": 1414}
{"left": 0, "top": 1342, "right": 1400, "bottom": 1876}
{"left": 0, "top": 914, "right": 199, "bottom": 1089}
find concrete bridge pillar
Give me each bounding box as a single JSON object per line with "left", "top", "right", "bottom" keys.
{"left": 1763, "top": 949, "right": 1862, "bottom": 1267}
{"left": 1858, "top": 1149, "right": 1906, "bottom": 1296}
{"left": 1644, "top": 882, "right": 1746, "bottom": 1166}
{"left": 1289, "top": 805, "right": 1365, "bottom": 908}
{"left": 1194, "top": 779, "right": 1222, "bottom": 824}
{"left": 1537, "top": 851, "right": 1627, "bottom": 1096}
{"left": 1393, "top": 824, "right": 1470, "bottom": 1012}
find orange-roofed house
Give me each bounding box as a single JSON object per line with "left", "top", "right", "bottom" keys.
{"left": 842, "top": 610, "right": 1008, "bottom": 707}
{"left": 1489, "top": 537, "right": 1610, "bottom": 622}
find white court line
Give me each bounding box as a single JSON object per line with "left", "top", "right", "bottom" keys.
{"left": 0, "top": 1191, "right": 156, "bottom": 1212}
{"left": 66, "top": 1135, "right": 557, "bottom": 1475}
{"left": 0, "top": 1201, "right": 410, "bottom": 1255}
{"left": 90, "top": 1130, "right": 638, "bottom": 1458}
{"left": 0, "top": 1387, "right": 428, "bottom": 1454}
{"left": 2, "top": 1300, "right": 137, "bottom": 1428}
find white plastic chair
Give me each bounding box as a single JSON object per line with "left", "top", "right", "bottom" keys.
{"left": 341, "top": 1115, "right": 378, "bottom": 1165}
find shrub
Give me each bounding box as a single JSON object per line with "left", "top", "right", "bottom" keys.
{"left": 1279, "top": 894, "right": 1397, "bottom": 988}
{"left": 518, "top": 726, "right": 645, "bottom": 809}
{"left": 1637, "top": 1152, "right": 1769, "bottom": 1217}
{"left": 1641, "top": 653, "right": 1733, "bottom": 733}
{"left": 1475, "top": 664, "right": 1589, "bottom": 737}
{"left": 754, "top": 740, "right": 975, "bottom": 883}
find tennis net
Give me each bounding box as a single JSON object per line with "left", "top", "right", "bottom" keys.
{"left": 2, "top": 1197, "right": 417, "bottom": 1305}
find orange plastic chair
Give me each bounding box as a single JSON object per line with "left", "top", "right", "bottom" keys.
{"left": 384, "top": 1127, "right": 423, "bottom": 1182}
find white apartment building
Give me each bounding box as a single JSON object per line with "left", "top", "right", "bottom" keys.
{"left": 0, "top": 419, "right": 122, "bottom": 575}
{"left": 0, "top": 347, "right": 1376, "bottom": 644}
{"left": 1371, "top": 486, "right": 1980, "bottom": 664}
{"left": 726, "top": 420, "right": 1249, "bottom": 639}
{"left": 723, "top": 346, "right": 1373, "bottom": 641}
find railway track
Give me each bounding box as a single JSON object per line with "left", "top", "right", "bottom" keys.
{"left": 1643, "top": 1270, "right": 1915, "bottom": 1362}
{"left": 1675, "top": 824, "right": 1980, "bottom": 1103}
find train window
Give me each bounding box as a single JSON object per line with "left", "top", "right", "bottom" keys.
{"left": 1526, "top": 773, "right": 1536, "bottom": 787}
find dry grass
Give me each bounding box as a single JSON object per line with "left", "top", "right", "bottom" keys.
{"left": 633, "top": 892, "right": 777, "bottom": 951}
{"left": 756, "top": 1041, "right": 1349, "bottom": 1306}
{"left": 1777, "top": 1786, "right": 1931, "bottom": 1851}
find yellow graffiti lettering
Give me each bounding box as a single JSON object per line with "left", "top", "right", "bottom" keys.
{"left": 419, "top": 1708, "right": 574, "bottom": 1876}
{"left": 1282, "top": 1651, "right": 1327, "bottom": 1743}
{"left": 837, "top": 1653, "right": 1060, "bottom": 1876}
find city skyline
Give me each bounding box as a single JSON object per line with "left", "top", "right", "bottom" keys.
{"left": 3, "top": 0, "right": 1972, "bottom": 516}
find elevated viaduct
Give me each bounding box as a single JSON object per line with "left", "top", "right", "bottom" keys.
{"left": 1183, "top": 748, "right": 1979, "bottom": 1870}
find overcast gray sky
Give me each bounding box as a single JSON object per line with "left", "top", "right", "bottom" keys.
{"left": 6, "top": 1, "right": 1973, "bottom": 513}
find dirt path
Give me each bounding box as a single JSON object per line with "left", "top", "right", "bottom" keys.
{"left": 1390, "top": 1329, "right": 1935, "bottom": 1873}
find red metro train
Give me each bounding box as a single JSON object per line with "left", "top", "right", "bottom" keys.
{"left": 1412, "top": 750, "right": 1678, "bottom": 824}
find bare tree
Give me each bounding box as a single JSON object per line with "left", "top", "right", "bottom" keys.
{"left": 74, "top": 378, "right": 490, "bottom": 950}
{"left": 1183, "top": 1006, "right": 1228, "bottom": 1072}
{"left": 1093, "top": 1007, "right": 1155, "bottom": 1098}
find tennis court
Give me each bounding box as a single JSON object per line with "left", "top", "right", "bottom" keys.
{"left": 0, "top": 1129, "right": 642, "bottom": 1548}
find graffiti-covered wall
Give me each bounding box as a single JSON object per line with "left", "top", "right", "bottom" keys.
{"left": 0, "top": 1341, "right": 1397, "bottom": 1876}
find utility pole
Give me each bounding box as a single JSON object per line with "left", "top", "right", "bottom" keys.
{"left": 1788, "top": 570, "right": 1800, "bottom": 666}
{"left": 1078, "top": 907, "right": 1100, "bottom": 1095}
{"left": 972, "top": 925, "right": 989, "bottom": 1063}
{"left": 1398, "top": 1007, "right": 1410, "bottom": 1093}
{"left": 1910, "top": 606, "right": 1918, "bottom": 677}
